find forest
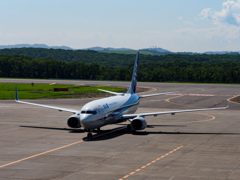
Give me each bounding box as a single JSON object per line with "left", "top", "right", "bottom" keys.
{"left": 0, "top": 48, "right": 240, "bottom": 67}
{"left": 0, "top": 50, "right": 240, "bottom": 83}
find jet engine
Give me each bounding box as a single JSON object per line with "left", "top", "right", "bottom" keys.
{"left": 67, "top": 114, "right": 81, "bottom": 128}
{"left": 130, "top": 117, "right": 147, "bottom": 130}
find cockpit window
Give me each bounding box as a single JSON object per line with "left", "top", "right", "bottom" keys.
{"left": 87, "top": 111, "right": 97, "bottom": 115}
{"left": 81, "top": 110, "right": 97, "bottom": 115}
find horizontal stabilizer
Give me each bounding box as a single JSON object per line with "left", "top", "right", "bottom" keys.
{"left": 98, "top": 89, "right": 124, "bottom": 96}
{"left": 139, "top": 91, "right": 178, "bottom": 98}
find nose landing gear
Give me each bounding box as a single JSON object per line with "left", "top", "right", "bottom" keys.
{"left": 87, "top": 132, "right": 92, "bottom": 139}
{"left": 85, "top": 128, "right": 100, "bottom": 139}
{"left": 84, "top": 129, "right": 93, "bottom": 139}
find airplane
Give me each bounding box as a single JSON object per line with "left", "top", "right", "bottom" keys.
{"left": 15, "top": 51, "right": 230, "bottom": 139}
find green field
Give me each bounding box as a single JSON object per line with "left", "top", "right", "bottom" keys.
{"left": 0, "top": 83, "right": 125, "bottom": 100}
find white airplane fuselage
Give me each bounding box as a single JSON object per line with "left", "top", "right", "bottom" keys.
{"left": 80, "top": 93, "right": 139, "bottom": 129}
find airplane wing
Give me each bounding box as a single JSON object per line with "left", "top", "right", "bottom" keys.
{"left": 15, "top": 87, "right": 80, "bottom": 114}
{"left": 122, "top": 104, "right": 230, "bottom": 119}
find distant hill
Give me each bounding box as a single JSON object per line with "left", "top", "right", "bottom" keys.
{"left": 85, "top": 47, "right": 135, "bottom": 51}
{"left": 0, "top": 44, "right": 73, "bottom": 50}
{"left": 85, "top": 47, "right": 240, "bottom": 55}
{"left": 204, "top": 51, "right": 240, "bottom": 55}
{"left": 1, "top": 44, "right": 239, "bottom": 55}
{"left": 85, "top": 46, "right": 173, "bottom": 55}
{"left": 140, "top": 48, "right": 172, "bottom": 55}
{"left": 142, "top": 47, "right": 171, "bottom": 53}
{"left": 0, "top": 44, "right": 172, "bottom": 55}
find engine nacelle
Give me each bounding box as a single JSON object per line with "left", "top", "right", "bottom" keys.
{"left": 67, "top": 114, "right": 81, "bottom": 128}
{"left": 130, "top": 117, "right": 147, "bottom": 130}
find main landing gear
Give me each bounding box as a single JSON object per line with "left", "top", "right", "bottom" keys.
{"left": 127, "top": 124, "right": 136, "bottom": 134}
{"left": 127, "top": 124, "right": 132, "bottom": 132}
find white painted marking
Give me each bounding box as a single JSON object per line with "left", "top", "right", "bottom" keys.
{"left": 189, "top": 94, "right": 215, "bottom": 97}
{"left": 186, "top": 161, "right": 196, "bottom": 168}
{"left": 167, "top": 93, "right": 183, "bottom": 96}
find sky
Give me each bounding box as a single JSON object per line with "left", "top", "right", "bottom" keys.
{"left": 0, "top": 0, "right": 240, "bottom": 52}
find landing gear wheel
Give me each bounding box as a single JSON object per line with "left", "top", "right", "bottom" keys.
{"left": 131, "top": 130, "right": 136, "bottom": 134}
{"left": 97, "top": 127, "right": 101, "bottom": 132}
{"left": 87, "top": 132, "right": 92, "bottom": 139}
{"left": 127, "top": 124, "right": 132, "bottom": 132}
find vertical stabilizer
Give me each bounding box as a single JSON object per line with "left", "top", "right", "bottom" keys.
{"left": 127, "top": 51, "right": 139, "bottom": 94}
{"left": 15, "top": 86, "right": 18, "bottom": 101}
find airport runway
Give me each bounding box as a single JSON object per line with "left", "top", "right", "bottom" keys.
{"left": 0, "top": 79, "right": 240, "bottom": 180}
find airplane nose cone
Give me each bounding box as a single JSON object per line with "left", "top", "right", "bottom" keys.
{"left": 80, "top": 115, "right": 92, "bottom": 129}
{"left": 80, "top": 114, "right": 103, "bottom": 130}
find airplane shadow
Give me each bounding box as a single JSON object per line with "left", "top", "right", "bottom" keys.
{"left": 117, "top": 124, "right": 187, "bottom": 128}
{"left": 85, "top": 124, "right": 188, "bottom": 141}
{"left": 156, "top": 132, "right": 240, "bottom": 135}
{"left": 19, "top": 125, "right": 240, "bottom": 142}
{"left": 147, "top": 125, "right": 187, "bottom": 128}
{"left": 85, "top": 129, "right": 240, "bottom": 141}
{"left": 19, "top": 125, "right": 85, "bottom": 133}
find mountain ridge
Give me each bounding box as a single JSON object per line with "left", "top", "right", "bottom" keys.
{"left": 0, "top": 44, "right": 73, "bottom": 50}
{"left": 0, "top": 44, "right": 239, "bottom": 55}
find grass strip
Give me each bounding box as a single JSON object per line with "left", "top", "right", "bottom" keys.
{"left": 0, "top": 83, "right": 125, "bottom": 100}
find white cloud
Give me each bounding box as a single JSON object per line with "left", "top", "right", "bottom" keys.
{"left": 173, "top": 24, "right": 240, "bottom": 52}
{"left": 200, "top": 8, "right": 213, "bottom": 20}
{"left": 200, "top": 0, "right": 240, "bottom": 26}
{"left": 192, "top": 0, "right": 240, "bottom": 52}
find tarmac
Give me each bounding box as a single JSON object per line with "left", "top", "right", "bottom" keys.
{"left": 0, "top": 79, "right": 240, "bottom": 180}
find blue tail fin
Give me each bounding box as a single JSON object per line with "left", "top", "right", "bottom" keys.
{"left": 15, "top": 86, "right": 19, "bottom": 101}
{"left": 127, "top": 51, "right": 139, "bottom": 94}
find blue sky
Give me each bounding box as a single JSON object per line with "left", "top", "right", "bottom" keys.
{"left": 0, "top": 0, "right": 239, "bottom": 52}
